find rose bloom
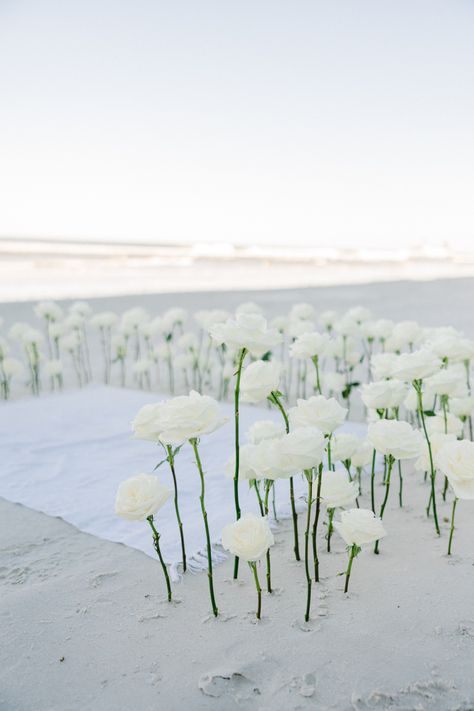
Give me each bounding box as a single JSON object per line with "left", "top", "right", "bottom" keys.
{"left": 221, "top": 513, "right": 274, "bottom": 562}
{"left": 424, "top": 367, "right": 466, "bottom": 397}
{"left": 289, "top": 395, "right": 348, "bottom": 434}
{"left": 235, "top": 301, "right": 263, "bottom": 316}
{"left": 288, "top": 318, "right": 316, "bottom": 339}
{"left": 425, "top": 412, "right": 464, "bottom": 438}
{"left": 132, "top": 390, "right": 226, "bottom": 445}
{"left": 334, "top": 508, "right": 387, "bottom": 547}
{"left": 351, "top": 439, "right": 374, "bottom": 468}
{"left": 289, "top": 331, "right": 330, "bottom": 360}
{"left": 290, "top": 302, "right": 316, "bottom": 321}
{"left": 247, "top": 420, "right": 284, "bottom": 445}
{"left": 90, "top": 311, "right": 119, "bottom": 329}
{"left": 120, "top": 307, "right": 149, "bottom": 331}
{"left": 360, "top": 379, "right": 408, "bottom": 410}
{"left": 429, "top": 336, "right": 474, "bottom": 364}
{"left": 370, "top": 353, "right": 398, "bottom": 380}
{"left": 330, "top": 433, "right": 360, "bottom": 463}
{"left": 210, "top": 313, "right": 282, "bottom": 357}
{"left": 34, "top": 300, "right": 64, "bottom": 321}
{"left": 367, "top": 419, "right": 423, "bottom": 460}
{"left": 115, "top": 474, "right": 170, "bottom": 521}
{"left": 436, "top": 440, "right": 474, "bottom": 499}
{"left": 391, "top": 320, "right": 422, "bottom": 347}
{"left": 225, "top": 441, "right": 274, "bottom": 481}
{"left": 318, "top": 309, "right": 338, "bottom": 330}
{"left": 333, "top": 315, "right": 360, "bottom": 338}
{"left": 324, "top": 371, "right": 346, "bottom": 395}
{"left": 240, "top": 360, "right": 281, "bottom": 404}
{"left": 320, "top": 470, "right": 359, "bottom": 509}
{"left": 392, "top": 349, "right": 441, "bottom": 381}
{"left": 271, "top": 427, "right": 326, "bottom": 476}
{"left": 414, "top": 432, "right": 456, "bottom": 473}
{"left": 450, "top": 396, "right": 474, "bottom": 418}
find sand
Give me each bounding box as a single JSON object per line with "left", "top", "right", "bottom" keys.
{"left": 1, "top": 278, "right": 474, "bottom": 710}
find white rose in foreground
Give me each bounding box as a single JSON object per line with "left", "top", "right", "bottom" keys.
{"left": 414, "top": 432, "right": 456, "bottom": 472}
{"left": 367, "top": 419, "right": 423, "bottom": 460}
{"left": 334, "top": 508, "right": 387, "bottom": 546}
{"left": 320, "top": 470, "right": 359, "bottom": 509}
{"left": 426, "top": 412, "right": 464, "bottom": 437}
{"left": 210, "top": 313, "right": 282, "bottom": 357}
{"left": 272, "top": 427, "right": 326, "bottom": 476}
{"left": 115, "top": 474, "right": 170, "bottom": 521}
{"left": 436, "top": 440, "right": 474, "bottom": 499}
{"left": 240, "top": 360, "right": 281, "bottom": 403}
{"left": 221, "top": 513, "right": 274, "bottom": 562}
{"left": 132, "top": 391, "right": 226, "bottom": 445}
{"left": 392, "top": 349, "right": 441, "bottom": 381}
{"left": 289, "top": 331, "right": 329, "bottom": 360}
{"left": 360, "top": 379, "right": 408, "bottom": 410}
{"left": 247, "top": 420, "right": 284, "bottom": 444}
{"left": 288, "top": 395, "right": 347, "bottom": 434}
{"left": 330, "top": 433, "right": 360, "bottom": 463}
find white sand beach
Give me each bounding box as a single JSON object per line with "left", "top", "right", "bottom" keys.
{"left": 1, "top": 279, "right": 474, "bottom": 711}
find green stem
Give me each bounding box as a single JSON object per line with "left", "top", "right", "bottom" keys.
{"left": 233, "top": 347, "right": 247, "bottom": 580}
{"left": 147, "top": 516, "right": 172, "bottom": 602}
{"left": 312, "top": 355, "right": 322, "bottom": 394}
{"left": 327, "top": 508, "right": 335, "bottom": 552}
{"left": 370, "top": 448, "right": 377, "bottom": 514}
{"left": 415, "top": 381, "right": 440, "bottom": 535}
{"left": 166, "top": 446, "right": 186, "bottom": 572}
{"left": 374, "top": 455, "right": 394, "bottom": 554}
{"left": 250, "top": 562, "right": 262, "bottom": 619}
{"left": 398, "top": 459, "right": 403, "bottom": 508}
{"left": 270, "top": 391, "right": 300, "bottom": 562}
{"left": 304, "top": 473, "right": 314, "bottom": 622}
{"left": 448, "top": 497, "right": 458, "bottom": 555}
{"left": 190, "top": 439, "right": 218, "bottom": 616}
{"left": 312, "top": 465, "right": 323, "bottom": 582}
{"left": 344, "top": 544, "right": 357, "bottom": 593}
{"left": 264, "top": 481, "right": 273, "bottom": 593}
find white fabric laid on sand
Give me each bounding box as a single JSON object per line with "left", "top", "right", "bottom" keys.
{"left": 0, "top": 386, "right": 365, "bottom": 577}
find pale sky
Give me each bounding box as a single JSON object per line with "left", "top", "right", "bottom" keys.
{"left": 1, "top": 0, "right": 473, "bottom": 248}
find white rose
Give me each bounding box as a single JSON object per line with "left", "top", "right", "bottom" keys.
{"left": 436, "top": 440, "right": 474, "bottom": 499}
{"left": 425, "top": 412, "right": 464, "bottom": 437}
{"left": 318, "top": 310, "right": 338, "bottom": 329}
{"left": 429, "top": 336, "right": 474, "bottom": 363}
{"left": 392, "top": 349, "right": 441, "bottom": 381}
{"left": 235, "top": 301, "right": 263, "bottom": 316}
{"left": 1, "top": 357, "right": 24, "bottom": 378}
{"left": 115, "top": 474, "right": 170, "bottom": 521}
{"left": 34, "top": 300, "right": 63, "bottom": 321}
{"left": 270, "top": 315, "right": 289, "bottom": 333}
{"left": 320, "top": 470, "right": 359, "bottom": 509}
{"left": 334, "top": 315, "right": 360, "bottom": 337}
{"left": 391, "top": 320, "right": 422, "bottom": 348}
{"left": 334, "top": 508, "right": 387, "bottom": 546}
{"left": 288, "top": 319, "right": 316, "bottom": 339}
{"left": 323, "top": 371, "right": 345, "bottom": 396}
{"left": 351, "top": 440, "right": 374, "bottom": 468}
{"left": 247, "top": 420, "right": 285, "bottom": 444}
{"left": 290, "top": 302, "right": 316, "bottom": 321}
{"left": 370, "top": 353, "right": 398, "bottom": 380}
{"left": 221, "top": 513, "right": 274, "bottom": 562}
{"left": 367, "top": 420, "right": 423, "bottom": 460}
{"left": 240, "top": 360, "right": 281, "bottom": 403}
{"left": 272, "top": 427, "right": 326, "bottom": 476}
{"left": 289, "top": 395, "right": 347, "bottom": 434}
{"left": 346, "top": 306, "right": 372, "bottom": 323}
{"left": 450, "top": 396, "right": 474, "bottom": 418}
{"left": 289, "top": 331, "right": 330, "bottom": 360}
{"left": 132, "top": 391, "right": 226, "bottom": 445}
{"left": 70, "top": 300, "right": 92, "bottom": 317}
{"left": 414, "top": 432, "right": 456, "bottom": 472}
{"left": 360, "top": 379, "right": 408, "bottom": 410}
{"left": 373, "top": 319, "right": 395, "bottom": 341}
{"left": 90, "top": 311, "right": 118, "bottom": 329}
{"left": 43, "top": 359, "right": 64, "bottom": 377}
{"left": 330, "top": 433, "right": 360, "bottom": 463}
{"left": 424, "top": 367, "right": 466, "bottom": 397}
{"left": 210, "top": 313, "right": 282, "bottom": 358}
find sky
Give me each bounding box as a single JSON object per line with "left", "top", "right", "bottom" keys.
{"left": 0, "top": 0, "right": 473, "bottom": 249}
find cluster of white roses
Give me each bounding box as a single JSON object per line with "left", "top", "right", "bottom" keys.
{"left": 113, "top": 303, "right": 474, "bottom": 622}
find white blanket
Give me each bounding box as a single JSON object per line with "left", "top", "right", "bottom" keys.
{"left": 0, "top": 386, "right": 364, "bottom": 576}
